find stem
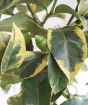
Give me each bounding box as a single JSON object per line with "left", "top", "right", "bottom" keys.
{"left": 41, "top": 0, "right": 57, "bottom": 26}
{"left": 41, "top": 13, "right": 52, "bottom": 26}
{"left": 67, "top": 1, "right": 80, "bottom": 25}
{"left": 26, "top": 3, "right": 40, "bottom": 24}
{"left": 50, "top": 0, "right": 57, "bottom": 14}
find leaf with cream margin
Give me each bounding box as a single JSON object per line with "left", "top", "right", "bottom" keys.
{"left": 47, "top": 26, "right": 87, "bottom": 80}
{"left": 15, "top": 51, "right": 48, "bottom": 79}
{"left": 1, "top": 23, "right": 26, "bottom": 74}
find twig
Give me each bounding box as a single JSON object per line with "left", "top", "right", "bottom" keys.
{"left": 41, "top": 0, "right": 57, "bottom": 26}
{"left": 67, "top": 1, "right": 80, "bottom": 25}
{"left": 50, "top": 0, "right": 57, "bottom": 14}
{"left": 26, "top": 3, "right": 40, "bottom": 24}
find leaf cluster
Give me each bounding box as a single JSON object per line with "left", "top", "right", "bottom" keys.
{"left": 0, "top": 0, "right": 88, "bottom": 105}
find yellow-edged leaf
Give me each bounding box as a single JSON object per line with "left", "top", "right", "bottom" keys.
{"left": 47, "top": 26, "right": 87, "bottom": 80}
{"left": 1, "top": 23, "right": 26, "bottom": 74}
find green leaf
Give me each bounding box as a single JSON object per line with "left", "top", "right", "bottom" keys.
{"left": 7, "top": 93, "right": 23, "bottom": 105}
{"left": 0, "top": 0, "right": 14, "bottom": 15}
{"left": 26, "top": 0, "right": 53, "bottom": 12}
{"left": 55, "top": 4, "right": 77, "bottom": 17}
{"left": 55, "top": 4, "right": 88, "bottom": 30}
{"left": 0, "top": 12, "right": 47, "bottom": 35}
{"left": 0, "top": 0, "right": 21, "bottom": 14}
{"left": 51, "top": 88, "right": 65, "bottom": 102}
{"left": 47, "top": 26, "right": 87, "bottom": 80}
{"left": 48, "top": 53, "right": 68, "bottom": 94}
{"left": 16, "top": 4, "right": 27, "bottom": 12}
{"left": 7, "top": 74, "right": 51, "bottom": 105}
{"left": 1, "top": 23, "right": 26, "bottom": 74}
{"left": 15, "top": 51, "right": 47, "bottom": 79}
{"left": 61, "top": 98, "right": 88, "bottom": 105}
{"left": 78, "top": 0, "right": 88, "bottom": 15}
{"left": 50, "top": 13, "right": 66, "bottom": 20}
{"left": 0, "top": 74, "right": 22, "bottom": 92}
{"left": 0, "top": 0, "right": 53, "bottom": 13}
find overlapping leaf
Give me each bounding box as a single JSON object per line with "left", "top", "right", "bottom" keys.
{"left": 0, "top": 0, "right": 53, "bottom": 14}
{"left": 51, "top": 88, "right": 65, "bottom": 102}
{"left": 15, "top": 51, "right": 47, "bottom": 79}
{"left": 1, "top": 24, "right": 26, "bottom": 74}
{"left": 47, "top": 26, "right": 87, "bottom": 80}
{"left": 78, "top": 0, "right": 88, "bottom": 15}
{"left": 0, "top": 0, "right": 21, "bottom": 14}
{"left": 0, "top": 12, "right": 47, "bottom": 35}
{"left": 55, "top": 4, "right": 77, "bottom": 16}
{"left": 48, "top": 53, "right": 68, "bottom": 94}
{"left": 55, "top": 4, "right": 88, "bottom": 29}
{"left": 0, "top": 32, "right": 10, "bottom": 64}
{"left": 25, "top": 0, "right": 53, "bottom": 12}
{"left": 7, "top": 74, "right": 51, "bottom": 105}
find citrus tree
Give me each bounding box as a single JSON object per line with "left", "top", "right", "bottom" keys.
{"left": 0, "top": 0, "right": 88, "bottom": 105}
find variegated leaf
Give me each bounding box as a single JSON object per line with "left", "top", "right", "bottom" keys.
{"left": 47, "top": 26, "right": 87, "bottom": 80}
{"left": 15, "top": 51, "right": 47, "bottom": 79}
{"left": 1, "top": 23, "right": 26, "bottom": 74}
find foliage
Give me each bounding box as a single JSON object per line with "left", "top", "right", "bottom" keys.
{"left": 0, "top": 0, "right": 88, "bottom": 105}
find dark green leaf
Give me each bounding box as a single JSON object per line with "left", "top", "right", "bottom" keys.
{"left": 26, "top": 39, "right": 33, "bottom": 51}
{"left": 48, "top": 53, "right": 68, "bottom": 94}
{"left": 55, "top": 4, "right": 77, "bottom": 16}
{"left": 15, "top": 51, "right": 47, "bottom": 79}
{"left": 8, "top": 74, "right": 51, "bottom": 105}
{"left": 47, "top": 26, "right": 87, "bottom": 80}
{"left": 51, "top": 88, "right": 65, "bottom": 102}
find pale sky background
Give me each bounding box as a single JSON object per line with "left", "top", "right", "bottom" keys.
{"left": 1, "top": 0, "right": 88, "bottom": 105}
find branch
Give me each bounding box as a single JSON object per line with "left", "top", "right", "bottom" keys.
{"left": 67, "top": 1, "right": 80, "bottom": 25}
{"left": 41, "top": 0, "right": 57, "bottom": 26}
